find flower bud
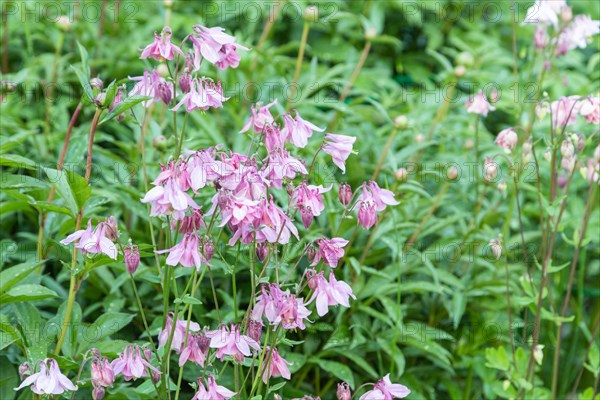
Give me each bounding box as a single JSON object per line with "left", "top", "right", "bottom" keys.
{"left": 394, "top": 167, "right": 408, "bottom": 182}
{"left": 203, "top": 238, "right": 214, "bottom": 262}
{"left": 18, "top": 362, "right": 31, "bottom": 380}
{"left": 497, "top": 180, "right": 507, "bottom": 193}
{"left": 561, "top": 139, "right": 574, "bottom": 158}
{"left": 56, "top": 16, "right": 72, "bottom": 32}
{"left": 179, "top": 73, "right": 192, "bottom": 93}
{"left": 153, "top": 135, "right": 168, "bottom": 151}
{"left": 415, "top": 133, "right": 424, "bottom": 144}
{"left": 143, "top": 347, "right": 153, "bottom": 361}
{"left": 306, "top": 269, "right": 319, "bottom": 290}
{"left": 306, "top": 244, "right": 316, "bottom": 263}
{"left": 286, "top": 182, "right": 295, "bottom": 197}
{"left": 94, "top": 92, "right": 106, "bottom": 107}
{"left": 489, "top": 238, "right": 502, "bottom": 260}
{"left": 536, "top": 102, "right": 549, "bottom": 120}
{"left": 124, "top": 245, "right": 140, "bottom": 274}
{"left": 158, "top": 82, "right": 172, "bottom": 105}
{"left": 90, "top": 348, "right": 101, "bottom": 358}
{"left": 561, "top": 156, "right": 575, "bottom": 172}
{"left": 484, "top": 157, "right": 498, "bottom": 182}
{"left": 365, "top": 27, "right": 377, "bottom": 40}
{"left": 456, "top": 51, "right": 474, "bottom": 67}
{"left": 90, "top": 77, "right": 104, "bottom": 91}
{"left": 256, "top": 242, "right": 268, "bottom": 262}
{"left": 557, "top": 174, "right": 568, "bottom": 189}
{"left": 151, "top": 369, "right": 161, "bottom": 384}
{"left": 304, "top": 6, "right": 319, "bottom": 22}
{"left": 338, "top": 183, "right": 352, "bottom": 206}
{"left": 534, "top": 27, "right": 547, "bottom": 49}
{"left": 92, "top": 385, "right": 105, "bottom": 400}
{"left": 394, "top": 115, "right": 408, "bottom": 130}
{"left": 247, "top": 319, "right": 263, "bottom": 343}
{"left": 465, "top": 138, "right": 475, "bottom": 150}
{"left": 453, "top": 65, "right": 466, "bottom": 77}
{"left": 337, "top": 382, "right": 351, "bottom": 400}
{"left": 447, "top": 166, "right": 459, "bottom": 181}
{"left": 560, "top": 6, "right": 572, "bottom": 22}
{"left": 574, "top": 133, "right": 585, "bottom": 152}
{"left": 533, "top": 344, "right": 544, "bottom": 365}
{"left": 157, "top": 63, "right": 170, "bottom": 78}
{"left": 544, "top": 147, "right": 552, "bottom": 162}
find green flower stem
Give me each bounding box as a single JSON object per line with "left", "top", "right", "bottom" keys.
{"left": 286, "top": 20, "right": 311, "bottom": 111}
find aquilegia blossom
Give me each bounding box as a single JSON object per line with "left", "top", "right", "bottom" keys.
{"left": 91, "top": 356, "right": 114, "bottom": 388}
{"left": 281, "top": 110, "right": 324, "bottom": 148}
{"left": 156, "top": 233, "right": 208, "bottom": 270}
{"left": 262, "top": 346, "right": 292, "bottom": 383}
{"left": 206, "top": 324, "right": 260, "bottom": 363}
{"left": 495, "top": 127, "right": 518, "bottom": 150}
{"left": 60, "top": 218, "right": 118, "bottom": 259}
{"left": 311, "top": 237, "right": 349, "bottom": 268}
{"left": 158, "top": 312, "right": 201, "bottom": 352}
{"left": 179, "top": 332, "right": 210, "bottom": 367}
{"left": 111, "top": 345, "right": 160, "bottom": 381}
{"left": 15, "top": 358, "right": 77, "bottom": 395}
{"left": 465, "top": 90, "right": 495, "bottom": 117}
{"left": 359, "top": 374, "right": 411, "bottom": 400}
{"left": 191, "top": 25, "right": 248, "bottom": 71}
{"left": 322, "top": 133, "right": 356, "bottom": 173}
{"left": 192, "top": 375, "right": 235, "bottom": 400}
{"left": 307, "top": 270, "right": 356, "bottom": 316}
{"left": 252, "top": 284, "right": 312, "bottom": 330}
{"left": 140, "top": 26, "right": 184, "bottom": 61}
{"left": 240, "top": 99, "right": 278, "bottom": 133}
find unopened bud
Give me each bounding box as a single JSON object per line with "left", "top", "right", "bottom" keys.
{"left": 151, "top": 369, "right": 161, "bottom": 384}
{"left": 256, "top": 242, "right": 268, "bottom": 262}
{"left": 561, "top": 139, "right": 574, "bottom": 158}
{"left": 306, "top": 245, "right": 316, "bottom": 263}
{"left": 465, "top": 138, "right": 475, "bottom": 150}
{"left": 560, "top": 6, "right": 572, "bottom": 22}
{"left": 338, "top": 183, "right": 352, "bottom": 206}
{"left": 533, "top": 344, "right": 544, "bottom": 365}
{"left": 456, "top": 51, "right": 474, "bottom": 67}
{"left": 447, "top": 166, "right": 459, "bottom": 180}
{"left": 394, "top": 115, "right": 408, "bottom": 129}
{"left": 56, "top": 16, "right": 72, "bottom": 32}
{"left": 534, "top": 27, "right": 547, "bottom": 50}
{"left": 144, "top": 347, "right": 153, "bottom": 361}
{"left": 247, "top": 319, "right": 263, "bottom": 343}
{"left": 304, "top": 6, "right": 319, "bottom": 22}
{"left": 179, "top": 73, "right": 192, "bottom": 93}
{"left": 536, "top": 102, "right": 549, "bottom": 120}
{"left": 18, "top": 363, "right": 31, "bottom": 380}
{"left": 489, "top": 238, "right": 502, "bottom": 260}
{"left": 337, "top": 382, "right": 351, "bottom": 400}
{"left": 365, "top": 27, "right": 377, "bottom": 40}
{"left": 203, "top": 238, "right": 214, "bottom": 262}
{"left": 415, "top": 133, "right": 424, "bottom": 144}
{"left": 158, "top": 82, "right": 172, "bottom": 105}
{"left": 92, "top": 386, "right": 105, "bottom": 400}
{"left": 557, "top": 174, "right": 568, "bottom": 189}
{"left": 90, "top": 77, "right": 104, "bottom": 91}
{"left": 497, "top": 180, "right": 507, "bottom": 193}
{"left": 561, "top": 156, "right": 575, "bottom": 172}
{"left": 286, "top": 182, "right": 295, "bottom": 197}
{"left": 574, "top": 133, "right": 585, "bottom": 152}
{"left": 156, "top": 63, "right": 170, "bottom": 78}
{"left": 484, "top": 157, "right": 499, "bottom": 182}
{"left": 454, "top": 65, "right": 466, "bottom": 77}
{"left": 153, "top": 135, "right": 168, "bottom": 151}
{"left": 124, "top": 245, "right": 140, "bottom": 274}
{"left": 395, "top": 167, "right": 408, "bottom": 182}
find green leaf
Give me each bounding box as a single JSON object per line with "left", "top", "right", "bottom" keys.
{"left": 485, "top": 346, "right": 510, "bottom": 371}
{"left": 43, "top": 167, "right": 89, "bottom": 216}
{"left": 76, "top": 41, "right": 90, "bottom": 77}
{"left": 309, "top": 358, "right": 355, "bottom": 389}
{"left": 0, "top": 154, "right": 37, "bottom": 169}
{"left": 0, "top": 259, "right": 45, "bottom": 293}
{"left": 174, "top": 294, "right": 202, "bottom": 305}
{"left": 70, "top": 65, "right": 94, "bottom": 101}
{"left": 0, "top": 284, "right": 58, "bottom": 304}
{"left": 85, "top": 313, "right": 134, "bottom": 346}
{"left": 99, "top": 95, "right": 152, "bottom": 125}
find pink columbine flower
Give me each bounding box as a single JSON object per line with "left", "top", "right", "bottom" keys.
{"left": 158, "top": 312, "right": 201, "bottom": 353}
{"left": 240, "top": 100, "right": 278, "bottom": 133}
{"left": 579, "top": 96, "right": 600, "bottom": 124}
{"left": 141, "top": 178, "right": 200, "bottom": 220}
{"left": 60, "top": 218, "right": 118, "bottom": 259}
{"left": 140, "top": 26, "right": 184, "bottom": 61}
{"left": 179, "top": 209, "right": 207, "bottom": 234}
{"left": 124, "top": 244, "right": 140, "bottom": 274}
{"left": 179, "top": 332, "right": 210, "bottom": 367}
{"left": 111, "top": 345, "right": 160, "bottom": 381}
{"left": 312, "top": 237, "right": 349, "bottom": 268}
{"left": 337, "top": 382, "right": 352, "bottom": 400}
{"left": 262, "top": 347, "right": 292, "bottom": 383}
{"left": 359, "top": 374, "right": 411, "bottom": 400}
{"left": 307, "top": 270, "right": 356, "bottom": 316}
{"left": 215, "top": 43, "right": 249, "bottom": 70}
{"left": 191, "top": 25, "right": 248, "bottom": 71}
{"left": 322, "top": 133, "right": 356, "bottom": 173}
{"left": 206, "top": 324, "right": 260, "bottom": 363}
{"left": 172, "top": 79, "right": 228, "bottom": 112}
{"left": 551, "top": 96, "right": 580, "bottom": 128}
{"left": 156, "top": 233, "right": 208, "bottom": 270}
{"left": 15, "top": 358, "right": 77, "bottom": 395}
{"left": 562, "top": 15, "right": 600, "bottom": 51}
{"left": 129, "top": 69, "right": 173, "bottom": 108}
{"left": 192, "top": 375, "right": 236, "bottom": 400}
{"left": 281, "top": 110, "right": 324, "bottom": 148}
{"left": 358, "top": 200, "right": 377, "bottom": 229}
{"left": 292, "top": 182, "right": 331, "bottom": 228}
{"left": 523, "top": 0, "right": 565, "bottom": 28}
{"left": 252, "top": 284, "right": 311, "bottom": 330}
{"left": 465, "top": 90, "right": 495, "bottom": 117}
{"left": 91, "top": 356, "right": 114, "bottom": 388}
{"left": 495, "top": 127, "right": 519, "bottom": 150}
{"left": 361, "top": 181, "right": 399, "bottom": 212}
{"left": 261, "top": 148, "right": 308, "bottom": 188}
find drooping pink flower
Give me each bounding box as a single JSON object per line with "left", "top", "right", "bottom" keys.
{"left": 141, "top": 178, "right": 200, "bottom": 220}
{"left": 91, "top": 357, "right": 114, "bottom": 388}
{"left": 158, "top": 312, "right": 201, "bottom": 353}
{"left": 261, "top": 148, "right": 308, "bottom": 188}
{"left": 312, "top": 237, "right": 349, "bottom": 268}
{"left": 124, "top": 244, "right": 140, "bottom": 274}
{"left": 495, "top": 127, "right": 519, "bottom": 150}
{"left": 579, "top": 96, "right": 600, "bottom": 124}
{"left": 178, "top": 209, "right": 207, "bottom": 234}
{"left": 339, "top": 182, "right": 353, "bottom": 206}
{"left": 307, "top": 270, "right": 356, "bottom": 316}
{"left": 240, "top": 100, "right": 278, "bottom": 133}
{"left": 156, "top": 233, "right": 208, "bottom": 270}
{"left": 357, "top": 200, "right": 377, "bottom": 229}
{"left": 179, "top": 332, "right": 210, "bottom": 367}
{"left": 523, "top": 0, "right": 565, "bottom": 28}
{"left": 551, "top": 96, "right": 580, "bottom": 128}
{"left": 206, "top": 324, "right": 260, "bottom": 363}
{"left": 15, "top": 358, "right": 77, "bottom": 395}
{"left": 215, "top": 43, "right": 249, "bottom": 70}
{"left": 172, "top": 79, "right": 228, "bottom": 112}
{"left": 562, "top": 15, "right": 600, "bottom": 50}
{"left": 359, "top": 374, "right": 411, "bottom": 400}
{"left": 129, "top": 69, "right": 173, "bottom": 108}
{"left": 586, "top": 158, "right": 599, "bottom": 184}
{"left": 361, "top": 181, "right": 399, "bottom": 212}
{"left": 322, "top": 134, "right": 356, "bottom": 173}
{"left": 140, "top": 26, "right": 184, "bottom": 61}
{"left": 60, "top": 219, "right": 118, "bottom": 259}
{"left": 534, "top": 27, "right": 547, "bottom": 49}
{"left": 191, "top": 25, "right": 248, "bottom": 71}
{"left": 192, "top": 375, "right": 236, "bottom": 400}
{"left": 252, "top": 284, "right": 311, "bottom": 330}
{"left": 262, "top": 346, "right": 291, "bottom": 383}
{"left": 110, "top": 345, "right": 160, "bottom": 381}
{"left": 281, "top": 110, "right": 324, "bottom": 148}
{"left": 337, "top": 382, "right": 352, "bottom": 400}
{"left": 465, "top": 90, "right": 495, "bottom": 117}
{"left": 292, "top": 182, "right": 331, "bottom": 228}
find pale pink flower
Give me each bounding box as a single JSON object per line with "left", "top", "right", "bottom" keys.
{"left": 91, "top": 357, "right": 114, "bottom": 388}
{"left": 252, "top": 284, "right": 311, "bottom": 330}
{"left": 361, "top": 181, "right": 399, "bottom": 212}
{"left": 586, "top": 159, "right": 599, "bottom": 184}
{"left": 534, "top": 27, "right": 547, "bottom": 49}
{"left": 156, "top": 233, "right": 208, "bottom": 270}
{"left": 129, "top": 69, "right": 173, "bottom": 108}
{"left": 523, "top": 0, "right": 565, "bottom": 28}
{"left": 191, "top": 25, "right": 248, "bottom": 71}
{"left": 281, "top": 111, "right": 324, "bottom": 148}
{"left": 495, "top": 127, "right": 519, "bottom": 150}
{"left": 60, "top": 219, "right": 118, "bottom": 259}
{"left": 140, "top": 26, "right": 184, "bottom": 61}
{"left": 465, "top": 90, "right": 495, "bottom": 117}
{"left": 262, "top": 347, "right": 292, "bottom": 383}
{"left": 15, "top": 358, "right": 77, "bottom": 395}
{"left": 215, "top": 43, "right": 249, "bottom": 70}
{"left": 292, "top": 182, "right": 331, "bottom": 228}
{"left": 358, "top": 200, "right": 377, "bottom": 229}
{"left": 337, "top": 382, "right": 352, "bottom": 400}
{"left": 192, "top": 375, "right": 236, "bottom": 400}
{"left": 359, "top": 374, "right": 411, "bottom": 400}
{"left": 158, "top": 312, "right": 201, "bottom": 353}
{"left": 261, "top": 148, "right": 308, "bottom": 189}
{"left": 206, "top": 324, "right": 260, "bottom": 363}
{"left": 179, "top": 332, "right": 210, "bottom": 367}
{"left": 312, "top": 237, "right": 349, "bottom": 268}
{"left": 110, "top": 345, "right": 160, "bottom": 381}
{"left": 322, "top": 134, "right": 356, "bottom": 173}
{"left": 178, "top": 209, "right": 207, "bottom": 234}
{"left": 141, "top": 179, "right": 200, "bottom": 220}
{"left": 564, "top": 15, "right": 600, "bottom": 50}
{"left": 579, "top": 96, "right": 600, "bottom": 124}
{"left": 551, "top": 96, "right": 580, "bottom": 128}
{"left": 172, "top": 79, "right": 228, "bottom": 112}
{"left": 307, "top": 270, "right": 356, "bottom": 316}
{"left": 240, "top": 100, "right": 278, "bottom": 133}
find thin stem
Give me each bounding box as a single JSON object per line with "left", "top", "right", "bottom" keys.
{"left": 286, "top": 21, "right": 311, "bottom": 111}
{"left": 502, "top": 252, "right": 516, "bottom": 365}
{"left": 372, "top": 126, "right": 400, "bottom": 181}
{"left": 129, "top": 273, "right": 156, "bottom": 349}
{"left": 175, "top": 112, "right": 189, "bottom": 159}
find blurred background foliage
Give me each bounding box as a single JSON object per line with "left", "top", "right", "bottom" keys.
{"left": 1, "top": 0, "right": 599, "bottom": 399}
